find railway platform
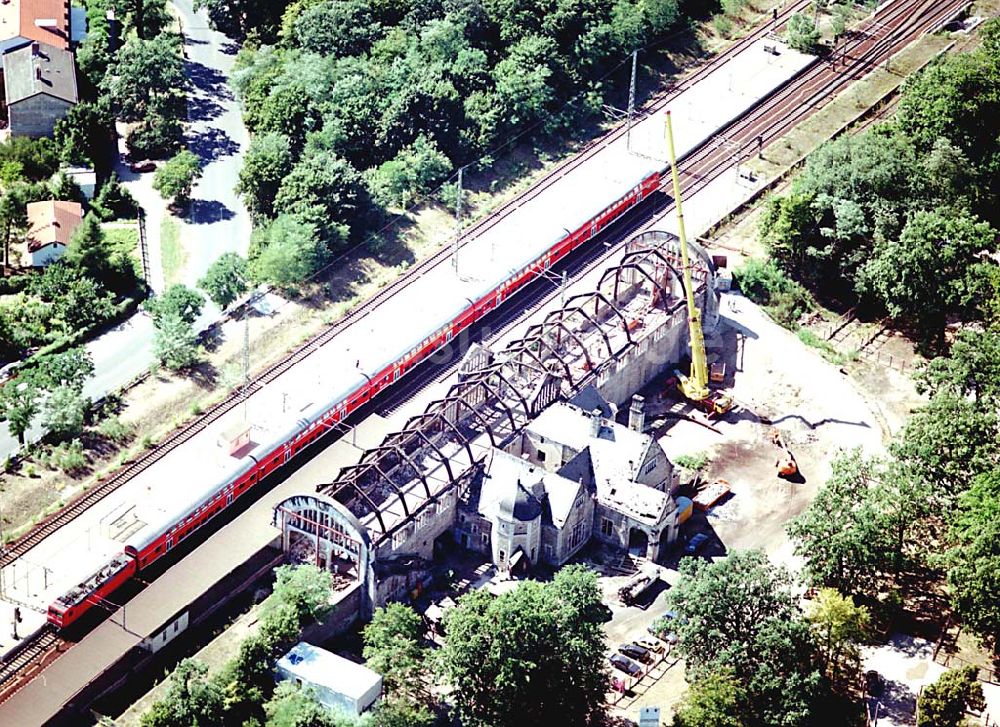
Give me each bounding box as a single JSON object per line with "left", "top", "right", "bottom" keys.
{"left": 0, "top": 415, "right": 390, "bottom": 726}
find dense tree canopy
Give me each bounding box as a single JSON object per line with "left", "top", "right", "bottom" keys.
{"left": 233, "top": 0, "right": 684, "bottom": 254}
{"left": 666, "top": 551, "right": 825, "bottom": 727}
{"left": 439, "top": 564, "right": 608, "bottom": 727}
{"left": 945, "top": 471, "right": 1000, "bottom": 646}
{"left": 758, "top": 23, "right": 1000, "bottom": 347}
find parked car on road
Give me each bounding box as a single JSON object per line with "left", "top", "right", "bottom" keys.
{"left": 609, "top": 653, "right": 643, "bottom": 678}
{"left": 618, "top": 643, "right": 652, "bottom": 664}
{"left": 129, "top": 160, "right": 156, "bottom": 173}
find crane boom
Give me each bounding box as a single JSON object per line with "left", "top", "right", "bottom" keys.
{"left": 665, "top": 111, "right": 710, "bottom": 402}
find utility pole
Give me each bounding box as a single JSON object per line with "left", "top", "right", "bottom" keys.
{"left": 625, "top": 49, "right": 638, "bottom": 150}
{"left": 452, "top": 166, "right": 463, "bottom": 275}
{"left": 241, "top": 306, "right": 250, "bottom": 421}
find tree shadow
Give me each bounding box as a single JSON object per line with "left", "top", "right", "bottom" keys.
{"left": 187, "top": 127, "right": 241, "bottom": 162}
{"left": 187, "top": 94, "right": 224, "bottom": 123}
{"left": 181, "top": 360, "right": 219, "bottom": 390}
{"left": 184, "top": 59, "right": 234, "bottom": 101}
{"left": 188, "top": 199, "right": 236, "bottom": 224}
{"left": 308, "top": 222, "right": 418, "bottom": 309}
{"left": 871, "top": 679, "right": 917, "bottom": 725}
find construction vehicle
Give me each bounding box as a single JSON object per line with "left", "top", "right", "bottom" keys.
{"left": 664, "top": 111, "right": 733, "bottom": 418}
{"left": 771, "top": 429, "right": 798, "bottom": 478}
{"left": 618, "top": 565, "right": 661, "bottom": 606}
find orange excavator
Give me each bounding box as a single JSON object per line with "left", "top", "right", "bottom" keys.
{"left": 771, "top": 428, "right": 798, "bottom": 478}
{"left": 664, "top": 111, "right": 733, "bottom": 419}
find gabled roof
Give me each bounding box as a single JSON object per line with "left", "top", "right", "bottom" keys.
{"left": 3, "top": 40, "right": 77, "bottom": 106}
{"left": 25, "top": 199, "right": 81, "bottom": 251}
{"left": 0, "top": 0, "right": 70, "bottom": 50}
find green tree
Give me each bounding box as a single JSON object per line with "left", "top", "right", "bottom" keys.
{"left": 439, "top": 564, "right": 608, "bottom": 727}
{"left": 0, "top": 137, "right": 60, "bottom": 181}
{"left": 292, "top": 0, "right": 379, "bottom": 56}
{"left": 199, "top": 252, "right": 249, "bottom": 309}
{"left": 63, "top": 213, "right": 114, "bottom": 284}
{"left": 945, "top": 471, "right": 1000, "bottom": 645}
{"left": 103, "top": 34, "right": 186, "bottom": 123}
{"left": 53, "top": 99, "right": 113, "bottom": 168}
{"left": 367, "top": 135, "right": 452, "bottom": 208}
{"left": 264, "top": 564, "right": 333, "bottom": 625}
{"left": 858, "top": 210, "right": 998, "bottom": 348}
{"left": 806, "top": 588, "right": 870, "bottom": 687}
{"left": 916, "top": 666, "right": 986, "bottom": 727}
{"left": 264, "top": 681, "right": 343, "bottom": 727}
{"left": 91, "top": 175, "right": 139, "bottom": 221}
{"left": 363, "top": 603, "right": 426, "bottom": 703}
{"left": 145, "top": 284, "right": 205, "bottom": 326}
{"left": 786, "top": 13, "right": 820, "bottom": 54}
{"left": 891, "top": 392, "right": 999, "bottom": 504}
{"left": 153, "top": 150, "right": 202, "bottom": 204}
{"left": 667, "top": 550, "right": 824, "bottom": 726}
{"left": 671, "top": 668, "right": 745, "bottom": 727}
{"left": 492, "top": 35, "right": 556, "bottom": 128}
{"left": 236, "top": 132, "right": 292, "bottom": 220}
{"left": 152, "top": 313, "right": 201, "bottom": 371}
{"left": 118, "top": 0, "right": 170, "bottom": 39}
{"left": 274, "top": 150, "right": 368, "bottom": 243}
{"left": 42, "top": 385, "right": 88, "bottom": 440}
{"left": 0, "top": 379, "right": 40, "bottom": 445}
{"left": 249, "top": 214, "right": 326, "bottom": 287}
{"left": 127, "top": 113, "right": 185, "bottom": 160}
{"left": 139, "top": 659, "right": 225, "bottom": 727}
{"left": 918, "top": 327, "right": 1000, "bottom": 405}
{"left": 19, "top": 347, "right": 94, "bottom": 392}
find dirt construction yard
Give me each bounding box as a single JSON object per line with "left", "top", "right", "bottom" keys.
{"left": 602, "top": 290, "right": 898, "bottom": 723}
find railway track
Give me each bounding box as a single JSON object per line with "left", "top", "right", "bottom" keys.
{"left": 0, "top": 0, "right": 812, "bottom": 570}
{"left": 675, "top": 0, "right": 967, "bottom": 203}
{"left": 0, "top": 0, "right": 965, "bottom": 703}
{"left": 0, "top": 626, "right": 62, "bottom": 704}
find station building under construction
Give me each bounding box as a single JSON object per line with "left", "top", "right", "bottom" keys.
{"left": 272, "top": 229, "right": 722, "bottom": 618}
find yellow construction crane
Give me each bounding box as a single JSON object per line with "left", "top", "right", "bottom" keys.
{"left": 664, "top": 111, "right": 732, "bottom": 418}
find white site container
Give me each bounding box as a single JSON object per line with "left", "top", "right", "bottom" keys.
{"left": 275, "top": 642, "right": 382, "bottom": 716}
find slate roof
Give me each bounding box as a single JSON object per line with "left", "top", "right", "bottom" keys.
{"left": 3, "top": 40, "right": 77, "bottom": 106}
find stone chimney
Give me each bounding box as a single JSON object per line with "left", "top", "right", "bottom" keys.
{"left": 590, "top": 408, "right": 602, "bottom": 438}
{"left": 628, "top": 394, "right": 645, "bottom": 433}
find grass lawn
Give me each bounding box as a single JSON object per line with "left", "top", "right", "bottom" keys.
{"left": 160, "top": 216, "right": 185, "bottom": 286}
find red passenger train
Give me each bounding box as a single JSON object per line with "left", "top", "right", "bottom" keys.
{"left": 47, "top": 169, "right": 664, "bottom": 629}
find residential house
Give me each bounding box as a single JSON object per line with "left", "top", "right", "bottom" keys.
{"left": 2, "top": 40, "right": 76, "bottom": 137}
{"left": 20, "top": 199, "right": 81, "bottom": 266}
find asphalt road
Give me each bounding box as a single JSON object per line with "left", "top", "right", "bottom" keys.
{"left": 174, "top": 0, "right": 252, "bottom": 303}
